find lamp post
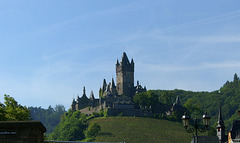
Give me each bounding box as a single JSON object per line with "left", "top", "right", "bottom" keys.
{"left": 181, "top": 112, "right": 211, "bottom": 143}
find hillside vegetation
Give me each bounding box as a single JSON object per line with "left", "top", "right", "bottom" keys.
{"left": 43, "top": 73, "right": 240, "bottom": 141}
{"left": 90, "top": 117, "right": 194, "bottom": 143}
{"left": 150, "top": 73, "right": 240, "bottom": 132}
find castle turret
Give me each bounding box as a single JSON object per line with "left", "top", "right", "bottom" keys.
{"left": 116, "top": 52, "right": 134, "bottom": 98}
{"left": 135, "top": 80, "right": 147, "bottom": 94}
{"left": 110, "top": 78, "right": 117, "bottom": 96}
{"left": 81, "top": 86, "right": 88, "bottom": 99}
{"left": 111, "top": 78, "right": 116, "bottom": 88}
{"left": 102, "top": 79, "right": 107, "bottom": 92}
{"left": 70, "top": 99, "right": 77, "bottom": 111}
{"left": 217, "top": 106, "right": 226, "bottom": 143}
{"left": 77, "top": 87, "right": 90, "bottom": 110}
{"left": 105, "top": 84, "right": 111, "bottom": 95}
{"left": 131, "top": 58, "right": 134, "bottom": 68}
{"left": 89, "top": 91, "right": 95, "bottom": 100}
{"left": 116, "top": 59, "right": 120, "bottom": 67}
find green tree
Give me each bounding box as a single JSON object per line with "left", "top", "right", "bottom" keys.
{"left": 85, "top": 123, "right": 101, "bottom": 138}
{"left": 233, "top": 73, "right": 239, "bottom": 87}
{"left": 29, "top": 104, "right": 66, "bottom": 134}
{"left": 183, "top": 98, "right": 202, "bottom": 117}
{"left": 2, "top": 94, "right": 31, "bottom": 121}
{"left": 134, "top": 90, "right": 160, "bottom": 109}
{"left": 134, "top": 92, "right": 149, "bottom": 108}
{"left": 159, "top": 91, "right": 175, "bottom": 106}
{"left": 49, "top": 110, "right": 87, "bottom": 141}
{"left": 233, "top": 73, "right": 239, "bottom": 82}
{"left": 0, "top": 102, "right": 6, "bottom": 120}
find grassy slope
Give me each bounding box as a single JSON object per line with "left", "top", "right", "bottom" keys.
{"left": 90, "top": 117, "right": 194, "bottom": 143}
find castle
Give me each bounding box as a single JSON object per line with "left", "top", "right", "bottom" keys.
{"left": 70, "top": 52, "right": 147, "bottom": 115}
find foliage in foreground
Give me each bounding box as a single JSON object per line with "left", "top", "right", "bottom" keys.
{"left": 49, "top": 110, "right": 101, "bottom": 141}
{"left": 49, "top": 111, "right": 87, "bottom": 141}
{"left": 0, "top": 94, "right": 31, "bottom": 121}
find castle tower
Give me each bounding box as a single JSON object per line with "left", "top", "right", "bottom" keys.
{"left": 110, "top": 78, "right": 117, "bottom": 96}
{"left": 70, "top": 99, "right": 76, "bottom": 111}
{"left": 77, "top": 86, "right": 90, "bottom": 110}
{"left": 116, "top": 52, "right": 134, "bottom": 98}
{"left": 217, "top": 106, "right": 225, "bottom": 143}
{"left": 82, "top": 86, "right": 87, "bottom": 99}
{"left": 89, "top": 91, "right": 95, "bottom": 100}
{"left": 102, "top": 79, "right": 107, "bottom": 92}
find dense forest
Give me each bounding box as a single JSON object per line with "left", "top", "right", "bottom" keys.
{"left": 150, "top": 73, "right": 240, "bottom": 132}
{"left": 29, "top": 105, "right": 66, "bottom": 134}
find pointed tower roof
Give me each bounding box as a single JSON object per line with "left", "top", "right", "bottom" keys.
{"left": 120, "top": 52, "right": 130, "bottom": 65}
{"left": 102, "top": 79, "right": 107, "bottom": 91}
{"left": 131, "top": 58, "right": 134, "bottom": 65}
{"left": 106, "top": 84, "right": 110, "bottom": 92}
{"left": 103, "top": 79, "right": 107, "bottom": 85}
{"left": 116, "top": 59, "right": 120, "bottom": 67}
{"left": 89, "top": 91, "right": 95, "bottom": 100}
{"left": 217, "top": 105, "right": 225, "bottom": 128}
{"left": 111, "top": 78, "right": 116, "bottom": 88}
{"left": 81, "top": 86, "right": 88, "bottom": 99}
{"left": 72, "top": 98, "right": 76, "bottom": 104}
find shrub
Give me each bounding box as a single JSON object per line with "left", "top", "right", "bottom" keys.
{"left": 85, "top": 123, "right": 101, "bottom": 138}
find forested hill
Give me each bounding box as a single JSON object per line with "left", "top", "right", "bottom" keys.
{"left": 29, "top": 105, "right": 66, "bottom": 134}
{"left": 29, "top": 73, "right": 240, "bottom": 135}
{"left": 152, "top": 73, "right": 240, "bottom": 132}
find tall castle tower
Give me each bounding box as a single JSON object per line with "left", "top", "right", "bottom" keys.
{"left": 116, "top": 52, "right": 134, "bottom": 98}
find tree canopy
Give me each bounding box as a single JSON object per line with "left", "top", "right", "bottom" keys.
{"left": 0, "top": 94, "right": 31, "bottom": 121}
{"left": 148, "top": 73, "right": 240, "bottom": 132}
{"left": 49, "top": 110, "right": 88, "bottom": 141}
{"left": 29, "top": 104, "right": 66, "bottom": 134}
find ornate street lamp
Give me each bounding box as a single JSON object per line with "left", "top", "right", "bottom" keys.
{"left": 182, "top": 112, "right": 211, "bottom": 143}
{"left": 182, "top": 112, "right": 190, "bottom": 128}
{"left": 202, "top": 112, "right": 211, "bottom": 127}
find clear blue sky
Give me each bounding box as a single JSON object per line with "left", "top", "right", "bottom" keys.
{"left": 0, "top": 1, "right": 240, "bottom": 109}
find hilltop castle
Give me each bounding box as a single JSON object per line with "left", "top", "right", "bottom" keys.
{"left": 70, "top": 52, "right": 147, "bottom": 115}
